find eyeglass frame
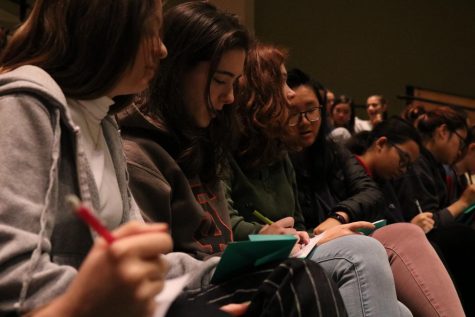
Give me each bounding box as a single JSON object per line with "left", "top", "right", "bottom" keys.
{"left": 391, "top": 143, "right": 413, "bottom": 170}
{"left": 288, "top": 106, "right": 322, "bottom": 127}
{"left": 452, "top": 130, "right": 467, "bottom": 154}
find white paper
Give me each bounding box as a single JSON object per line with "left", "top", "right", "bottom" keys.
{"left": 293, "top": 234, "right": 323, "bottom": 258}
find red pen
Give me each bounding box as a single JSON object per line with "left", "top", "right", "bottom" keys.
{"left": 66, "top": 195, "right": 115, "bottom": 244}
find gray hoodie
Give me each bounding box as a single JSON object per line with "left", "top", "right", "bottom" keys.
{"left": 0, "top": 65, "right": 140, "bottom": 313}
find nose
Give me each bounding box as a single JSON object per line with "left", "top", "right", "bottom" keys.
{"left": 285, "top": 84, "right": 296, "bottom": 101}
{"left": 221, "top": 87, "right": 235, "bottom": 105}
{"left": 158, "top": 41, "right": 168, "bottom": 59}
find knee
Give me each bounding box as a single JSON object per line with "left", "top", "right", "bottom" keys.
{"left": 319, "top": 234, "right": 388, "bottom": 264}
{"left": 373, "top": 223, "right": 426, "bottom": 245}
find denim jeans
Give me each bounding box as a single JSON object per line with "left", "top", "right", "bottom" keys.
{"left": 309, "top": 234, "right": 412, "bottom": 317}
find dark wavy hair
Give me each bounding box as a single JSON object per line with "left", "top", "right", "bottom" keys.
{"left": 141, "top": 1, "right": 251, "bottom": 184}
{"left": 0, "top": 0, "right": 158, "bottom": 105}
{"left": 347, "top": 116, "right": 422, "bottom": 155}
{"left": 416, "top": 107, "right": 467, "bottom": 141}
{"left": 401, "top": 104, "right": 426, "bottom": 126}
{"left": 234, "top": 43, "right": 296, "bottom": 171}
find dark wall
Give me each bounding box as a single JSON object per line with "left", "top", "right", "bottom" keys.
{"left": 255, "top": 0, "right": 475, "bottom": 116}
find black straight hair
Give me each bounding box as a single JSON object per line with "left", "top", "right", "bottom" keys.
{"left": 347, "top": 116, "right": 423, "bottom": 155}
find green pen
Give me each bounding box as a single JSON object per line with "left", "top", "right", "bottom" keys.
{"left": 464, "top": 204, "right": 475, "bottom": 214}
{"left": 252, "top": 210, "right": 274, "bottom": 225}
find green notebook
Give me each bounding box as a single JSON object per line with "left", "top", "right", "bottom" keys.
{"left": 210, "top": 235, "right": 297, "bottom": 284}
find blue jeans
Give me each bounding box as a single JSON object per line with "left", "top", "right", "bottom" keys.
{"left": 309, "top": 235, "right": 412, "bottom": 317}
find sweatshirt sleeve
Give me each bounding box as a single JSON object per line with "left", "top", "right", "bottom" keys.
{"left": 122, "top": 139, "right": 206, "bottom": 255}
{"left": 0, "top": 96, "right": 76, "bottom": 313}
{"left": 330, "top": 147, "right": 384, "bottom": 222}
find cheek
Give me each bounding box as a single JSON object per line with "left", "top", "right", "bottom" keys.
{"left": 377, "top": 154, "right": 398, "bottom": 177}
{"left": 209, "top": 85, "right": 223, "bottom": 106}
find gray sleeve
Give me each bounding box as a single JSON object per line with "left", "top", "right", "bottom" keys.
{"left": 0, "top": 96, "right": 76, "bottom": 313}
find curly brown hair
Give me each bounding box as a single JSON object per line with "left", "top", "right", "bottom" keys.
{"left": 235, "top": 43, "right": 298, "bottom": 171}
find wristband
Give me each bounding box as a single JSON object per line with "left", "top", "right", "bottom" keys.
{"left": 328, "top": 212, "right": 348, "bottom": 224}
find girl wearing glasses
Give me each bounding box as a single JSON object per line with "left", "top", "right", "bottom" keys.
{"left": 388, "top": 108, "right": 475, "bottom": 315}
{"left": 391, "top": 108, "right": 472, "bottom": 227}
{"left": 227, "top": 44, "right": 416, "bottom": 317}
{"left": 348, "top": 116, "right": 475, "bottom": 316}
{"left": 119, "top": 3, "right": 352, "bottom": 316}
{"left": 446, "top": 125, "right": 475, "bottom": 226}
{"left": 287, "top": 69, "right": 464, "bottom": 316}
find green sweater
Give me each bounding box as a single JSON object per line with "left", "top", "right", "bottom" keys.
{"left": 227, "top": 155, "right": 306, "bottom": 241}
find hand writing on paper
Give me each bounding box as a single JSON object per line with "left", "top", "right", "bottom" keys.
{"left": 33, "top": 222, "right": 173, "bottom": 317}
{"left": 259, "top": 216, "right": 297, "bottom": 235}
{"left": 410, "top": 212, "right": 434, "bottom": 233}
{"left": 317, "top": 222, "right": 375, "bottom": 246}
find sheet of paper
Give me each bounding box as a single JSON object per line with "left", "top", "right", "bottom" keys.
{"left": 292, "top": 234, "right": 323, "bottom": 258}
{"left": 154, "top": 274, "right": 189, "bottom": 317}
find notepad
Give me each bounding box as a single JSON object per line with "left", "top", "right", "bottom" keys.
{"left": 210, "top": 235, "right": 297, "bottom": 284}
{"left": 292, "top": 234, "right": 323, "bottom": 258}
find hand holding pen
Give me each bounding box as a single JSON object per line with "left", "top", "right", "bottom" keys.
{"left": 410, "top": 199, "right": 434, "bottom": 233}
{"left": 46, "top": 195, "right": 174, "bottom": 317}
{"left": 254, "top": 210, "right": 309, "bottom": 246}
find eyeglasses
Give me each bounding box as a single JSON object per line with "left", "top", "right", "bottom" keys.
{"left": 392, "top": 143, "right": 413, "bottom": 170}
{"left": 452, "top": 130, "right": 467, "bottom": 154}
{"left": 288, "top": 107, "right": 322, "bottom": 127}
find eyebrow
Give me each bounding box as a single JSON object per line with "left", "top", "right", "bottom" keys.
{"left": 215, "top": 70, "right": 240, "bottom": 78}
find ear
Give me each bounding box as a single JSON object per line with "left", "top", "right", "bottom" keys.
{"left": 437, "top": 124, "right": 450, "bottom": 140}
{"left": 469, "top": 143, "right": 475, "bottom": 153}
{"left": 375, "top": 136, "right": 388, "bottom": 151}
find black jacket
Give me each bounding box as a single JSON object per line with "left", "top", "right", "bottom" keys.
{"left": 291, "top": 141, "right": 385, "bottom": 229}
{"left": 392, "top": 147, "right": 455, "bottom": 226}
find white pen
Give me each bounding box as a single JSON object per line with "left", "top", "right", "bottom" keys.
{"left": 415, "top": 199, "right": 423, "bottom": 214}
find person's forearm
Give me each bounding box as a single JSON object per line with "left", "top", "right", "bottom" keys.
{"left": 447, "top": 199, "right": 470, "bottom": 218}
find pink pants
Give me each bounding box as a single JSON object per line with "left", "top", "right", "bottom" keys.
{"left": 372, "top": 223, "right": 465, "bottom": 317}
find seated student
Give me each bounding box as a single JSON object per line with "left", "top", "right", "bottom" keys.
{"left": 285, "top": 70, "right": 464, "bottom": 317}
{"left": 226, "top": 44, "right": 412, "bottom": 317}
{"left": 391, "top": 108, "right": 475, "bottom": 227}
{"left": 328, "top": 95, "right": 355, "bottom": 143}
{"left": 0, "top": 0, "right": 225, "bottom": 316}
{"left": 354, "top": 94, "right": 388, "bottom": 132}
{"left": 445, "top": 125, "right": 475, "bottom": 226}
{"left": 118, "top": 2, "right": 347, "bottom": 316}
{"left": 382, "top": 108, "right": 475, "bottom": 315}
{"left": 348, "top": 117, "right": 474, "bottom": 315}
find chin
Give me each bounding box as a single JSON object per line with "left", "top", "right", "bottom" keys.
{"left": 300, "top": 138, "right": 315, "bottom": 148}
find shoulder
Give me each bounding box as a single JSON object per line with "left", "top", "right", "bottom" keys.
{"left": 354, "top": 117, "right": 372, "bottom": 132}
{"left": 329, "top": 127, "right": 351, "bottom": 143}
